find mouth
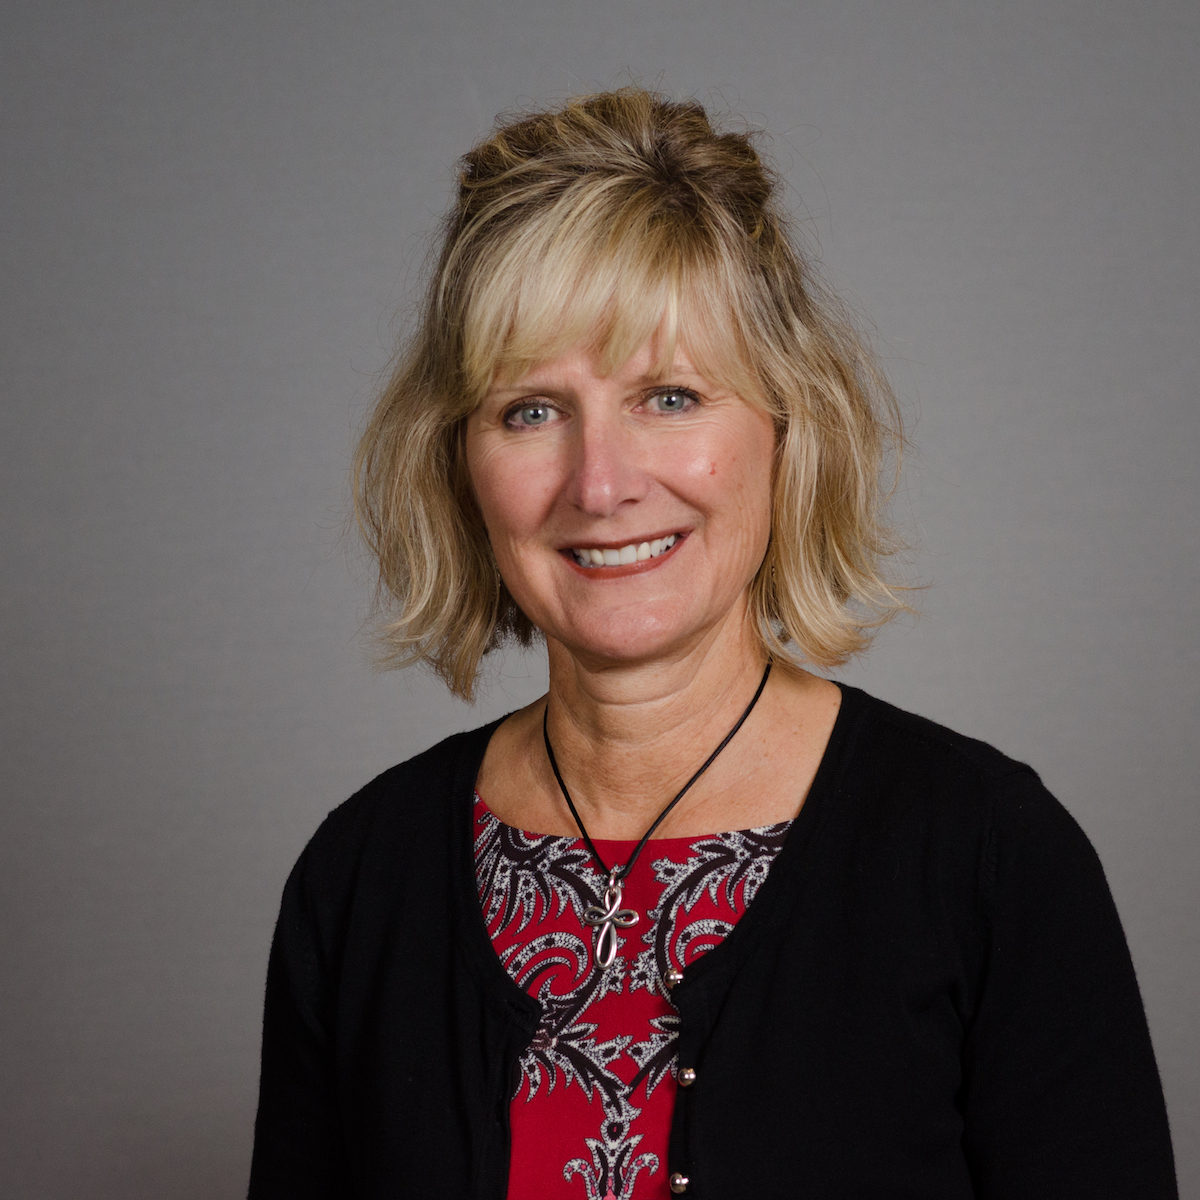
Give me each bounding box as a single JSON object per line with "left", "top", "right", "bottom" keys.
{"left": 562, "top": 532, "right": 684, "bottom": 570}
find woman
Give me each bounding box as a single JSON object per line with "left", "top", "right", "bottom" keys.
{"left": 248, "top": 89, "right": 1176, "bottom": 1198}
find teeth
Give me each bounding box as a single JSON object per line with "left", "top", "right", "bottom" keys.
{"left": 571, "top": 534, "right": 678, "bottom": 568}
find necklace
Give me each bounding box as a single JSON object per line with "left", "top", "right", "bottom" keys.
{"left": 542, "top": 661, "right": 772, "bottom": 968}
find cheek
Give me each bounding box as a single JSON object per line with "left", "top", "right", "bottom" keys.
{"left": 743, "top": 414, "right": 778, "bottom": 513}
{"left": 466, "top": 439, "right": 556, "bottom": 547}
{"left": 730, "top": 464, "right": 774, "bottom": 550}
{"left": 464, "top": 431, "right": 512, "bottom": 539}
{"left": 695, "top": 417, "right": 775, "bottom": 529}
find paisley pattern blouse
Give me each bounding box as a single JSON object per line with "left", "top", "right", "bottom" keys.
{"left": 473, "top": 795, "right": 791, "bottom": 1200}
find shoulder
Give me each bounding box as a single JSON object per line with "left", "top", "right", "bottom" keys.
{"left": 282, "top": 717, "right": 505, "bottom": 921}
{"left": 838, "top": 683, "right": 1034, "bottom": 785}
{"left": 832, "top": 684, "right": 1101, "bottom": 886}
{"left": 838, "top": 683, "right": 1058, "bottom": 806}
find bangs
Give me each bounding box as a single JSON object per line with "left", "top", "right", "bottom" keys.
{"left": 455, "top": 182, "right": 766, "bottom": 405}
{"left": 356, "top": 87, "right": 907, "bottom": 700}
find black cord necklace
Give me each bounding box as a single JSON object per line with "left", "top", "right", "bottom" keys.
{"left": 542, "top": 661, "right": 772, "bottom": 968}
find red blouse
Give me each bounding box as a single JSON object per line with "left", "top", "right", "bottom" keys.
{"left": 473, "top": 795, "right": 791, "bottom": 1200}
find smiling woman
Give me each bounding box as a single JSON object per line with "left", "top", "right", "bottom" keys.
{"left": 464, "top": 342, "right": 777, "bottom": 676}
{"left": 248, "top": 88, "right": 1177, "bottom": 1200}
{"left": 351, "top": 87, "right": 903, "bottom": 702}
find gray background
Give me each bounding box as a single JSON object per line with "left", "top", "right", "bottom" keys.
{"left": 2, "top": 0, "right": 1196, "bottom": 1195}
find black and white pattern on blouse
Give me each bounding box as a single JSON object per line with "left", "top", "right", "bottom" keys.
{"left": 474, "top": 800, "right": 791, "bottom": 1200}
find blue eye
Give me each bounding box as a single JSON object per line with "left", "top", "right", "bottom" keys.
{"left": 509, "top": 404, "right": 552, "bottom": 427}
{"left": 647, "top": 389, "right": 696, "bottom": 414}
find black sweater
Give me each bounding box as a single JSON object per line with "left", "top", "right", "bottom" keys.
{"left": 248, "top": 685, "right": 1176, "bottom": 1198}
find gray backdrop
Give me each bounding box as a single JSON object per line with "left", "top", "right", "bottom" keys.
{"left": 2, "top": 1, "right": 1197, "bottom": 1196}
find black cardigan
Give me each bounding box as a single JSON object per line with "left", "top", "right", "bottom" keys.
{"left": 248, "top": 685, "right": 1176, "bottom": 1198}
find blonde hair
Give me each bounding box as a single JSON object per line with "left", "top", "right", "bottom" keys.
{"left": 354, "top": 87, "right": 906, "bottom": 701}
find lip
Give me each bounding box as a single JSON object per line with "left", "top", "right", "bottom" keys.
{"left": 555, "top": 528, "right": 687, "bottom": 553}
{"left": 558, "top": 531, "right": 688, "bottom": 577}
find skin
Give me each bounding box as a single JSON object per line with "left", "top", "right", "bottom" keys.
{"left": 466, "top": 336, "right": 841, "bottom": 841}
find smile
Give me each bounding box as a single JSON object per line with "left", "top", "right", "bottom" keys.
{"left": 568, "top": 534, "right": 680, "bottom": 568}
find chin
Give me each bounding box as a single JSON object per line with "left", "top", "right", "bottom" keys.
{"left": 551, "top": 607, "right": 711, "bottom": 667}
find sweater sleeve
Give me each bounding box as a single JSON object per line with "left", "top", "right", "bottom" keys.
{"left": 960, "top": 769, "right": 1177, "bottom": 1198}
{"left": 247, "top": 841, "right": 351, "bottom": 1200}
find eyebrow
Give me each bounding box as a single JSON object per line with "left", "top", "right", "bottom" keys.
{"left": 486, "top": 364, "right": 702, "bottom": 397}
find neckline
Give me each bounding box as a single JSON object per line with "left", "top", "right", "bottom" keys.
{"left": 455, "top": 681, "right": 867, "bottom": 1019}
{"left": 473, "top": 792, "right": 794, "bottom": 847}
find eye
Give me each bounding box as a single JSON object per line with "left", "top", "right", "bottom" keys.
{"left": 504, "top": 402, "right": 557, "bottom": 429}
{"left": 643, "top": 388, "right": 698, "bottom": 415}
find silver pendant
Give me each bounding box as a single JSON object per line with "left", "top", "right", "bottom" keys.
{"left": 583, "top": 866, "right": 639, "bottom": 968}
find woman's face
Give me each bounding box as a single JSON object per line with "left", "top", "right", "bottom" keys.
{"left": 465, "top": 337, "right": 776, "bottom": 668}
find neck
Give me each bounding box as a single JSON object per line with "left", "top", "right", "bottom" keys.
{"left": 542, "top": 609, "right": 770, "bottom": 839}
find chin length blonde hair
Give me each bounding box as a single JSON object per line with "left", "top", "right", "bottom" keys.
{"left": 354, "top": 86, "right": 907, "bottom": 701}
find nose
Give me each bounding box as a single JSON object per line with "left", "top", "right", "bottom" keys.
{"left": 564, "top": 409, "right": 650, "bottom": 519}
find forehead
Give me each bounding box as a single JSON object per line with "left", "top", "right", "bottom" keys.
{"left": 457, "top": 220, "right": 763, "bottom": 408}
{"left": 474, "top": 301, "right": 767, "bottom": 418}
{"left": 489, "top": 333, "right": 707, "bottom": 394}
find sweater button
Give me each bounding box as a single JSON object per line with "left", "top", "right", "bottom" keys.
{"left": 662, "top": 967, "right": 684, "bottom": 989}
{"left": 677, "top": 1066, "right": 696, "bottom": 1087}
{"left": 669, "top": 1172, "right": 690, "bottom": 1193}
